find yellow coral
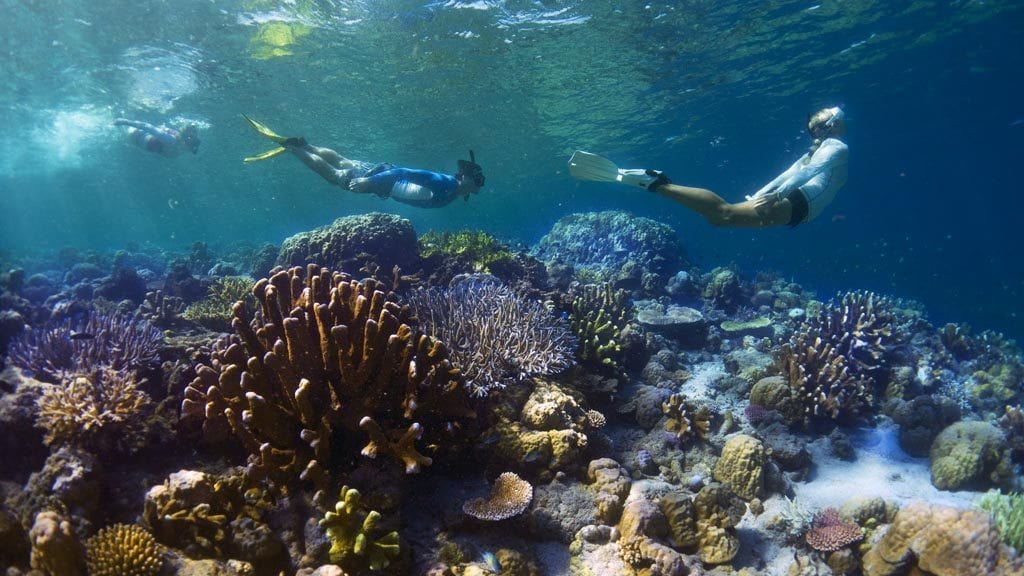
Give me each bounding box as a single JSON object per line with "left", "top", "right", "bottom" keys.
{"left": 85, "top": 524, "right": 162, "bottom": 576}
{"left": 463, "top": 472, "right": 533, "bottom": 521}
{"left": 713, "top": 434, "right": 765, "bottom": 501}
{"left": 320, "top": 487, "right": 400, "bottom": 572}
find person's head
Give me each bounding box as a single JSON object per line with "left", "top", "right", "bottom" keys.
{"left": 456, "top": 150, "right": 485, "bottom": 199}
{"left": 180, "top": 123, "right": 201, "bottom": 154}
{"left": 807, "top": 106, "right": 845, "bottom": 142}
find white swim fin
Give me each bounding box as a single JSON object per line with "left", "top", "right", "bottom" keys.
{"left": 568, "top": 150, "right": 667, "bottom": 189}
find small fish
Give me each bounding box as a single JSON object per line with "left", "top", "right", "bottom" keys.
{"left": 481, "top": 551, "right": 501, "bottom": 573}
{"left": 68, "top": 332, "right": 95, "bottom": 340}
{"left": 831, "top": 213, "right": 847, "bottom": 222}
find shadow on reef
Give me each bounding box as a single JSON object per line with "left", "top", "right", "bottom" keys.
{"left": 1, "top": 210, "right": 1023, "bottom": 575}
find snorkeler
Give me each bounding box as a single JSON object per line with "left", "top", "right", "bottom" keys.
{"left": 242, "top": 115, "right": 485, "bottom": 208}
{"left": 113, "top": 118, "right": 201, "bottom": 157}
{"left": 569, "top": 106, "right": 848, "bottom": 228}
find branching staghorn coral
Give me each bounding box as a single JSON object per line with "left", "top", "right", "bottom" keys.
{"left": 36, "top": 368, "right": 152, "bottom": 454}
{"left": 182, "top": 265, "right": 474, "bottom": 494}
{"left": 138, "top": 290, "right": 186, "bottom": 329}
{"left": 183, "top": 276, "right": 257, "bottom": 331}
{"left": 774, "top": 290, "right": 893, "bottom": 425}
{"left": 320, "top": 486, "right": 400, "bottom": 573}
{"left": 568, "top": 282, "right": 632, "bottom": 372}
{"left": 7, "top": 311, "right": 163, "bottom": 382}
{"left": 406, "top": 281, "right": 576, "bottom": 396}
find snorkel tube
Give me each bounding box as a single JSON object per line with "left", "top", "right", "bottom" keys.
{"left": 457, "top": 150, "right": 486, "bottom": 188}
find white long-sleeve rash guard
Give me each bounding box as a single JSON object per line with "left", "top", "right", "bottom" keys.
{"left": 748, "top": 137, "right": 849, "bottom": 222}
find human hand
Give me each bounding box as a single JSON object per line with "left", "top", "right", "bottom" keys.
{"left": 349, "top": 178, "right": 371, "bottom": 193}
{"left": 753, "top": 190, "right": 780, "bottom": 215}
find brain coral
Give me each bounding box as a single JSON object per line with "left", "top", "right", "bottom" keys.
{"left": 930, "top": 420, "right": 1013, "bottom": 491}
{"left": 713, "top": 434, "right": 765, "bottom": 501}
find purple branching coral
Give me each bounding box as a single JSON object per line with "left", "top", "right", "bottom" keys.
{"left": 775, "top": 290, "right": 896, "bottom": 424}
{"left": 406, "top": 281, "right": 576, "bottom": 397}
{"left": 7, "top": 311, "right": 163, "bottom": 382}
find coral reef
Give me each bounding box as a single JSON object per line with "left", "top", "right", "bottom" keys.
{"left": 568, "top": 282, "right": 633, "bottom": 373}
{"left": 29, "top": 510, "right": 85, "bottom": 576}
{"left": 977, "top": 490, "right": 1024, "bottom": 553}
{"left": 276, "top": 213, "right": 420, "bottom": 279}
{"left": 319, "top": 486, "right": 401, "bottom": 573}
{"left": 182, "top": 265, "right": 474, "bottom": 493}
{"left": 775, "top": 336, "right": 874, "bottom": 426}
{"left": 530, "top": 210, "right": 686, "bottom": 293}
{"left": 183, "top": 276, "right": 257, "bottom": 331}
{"left": 804, "top": 507, "right": 863, "bottom": 552}
{"left": 702, "top": 267, "right": 747, "bottom": 313}
{"left": 712, "top": 434, "right": 765, "bottom": 501}
{"left": 7, "top": 310, "right": 163, "bottom": 382}
{"left": 419, "top": 230, "right": 516, "bottom": 275}
{"left": 862, "top": 501, "right": 1024, "bottom": 576}
{"left": 406, "top": 281, "right": 575, "bottom": 396}
{"left": 586, "top": 458, "right": 632, "bottom": 525}
{"left": 84, "top": 524, "right": 163, "bottom": 576}
{"left": 137, "top": 290, "right": 186, "bottom": 328}
{"left": 661, "top": 393, "right": 711, "bottom": 444}
{"left": 463, "top": 472, "right": 533, "bottom": 521}
{"left": 636, "top": 303, "right": 707, "bottom": 348}
{"left": 35, "top": 368, "right": 152, "bottom": 454}
{"left": 930, "top": 420, "right": 1014, "bottom": 491}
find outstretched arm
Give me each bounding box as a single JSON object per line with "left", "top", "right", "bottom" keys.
{"left": 113, "top": 119, "right": 176, "bottom": 146}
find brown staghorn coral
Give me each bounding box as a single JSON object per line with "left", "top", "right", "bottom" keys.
{"left": 661, "top": 393, "right": 710, "bottom": 443}
{"left": 805, "top": 508, "right": 863, "bottom": 552}
{"left": 36, "top": 368, "right": 152, "bottom": 454}
{"left": 776, "top": 336, "right": 874, "bottom": 425}
{"left": 463, "top": 472, "right": 534, "bottom": 521}
{"left": 84, "top": 524, "right": 163, "bottom": 576}
{"left": 182, "top": 265, "right": 475, "bottom": 493}
{"left": 804, "top": 290, "right": 895, "bottom": 374}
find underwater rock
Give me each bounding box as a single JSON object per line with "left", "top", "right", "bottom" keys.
{"left": 0, "top": 506, "right": 29, "bottom": 570}
{"left": 618, "top": 385, "right": 673, "bottom": 430}
{"left": 636, "top": 303, "right": 707, "bottom": 348}
{"left": 888, "top": 395, "right": 961, "bottom": 457}
{"left": 526, "top": 481, "right": 598, "bottom": 543}
{"left": 19, "top": 448, "right": 101, "bottom": 527}
{"left": 277, "top": 212, "right": 420, "bottom": 278}
{"left": 749, "top": 376, "right": 802, "bottom": 427}
{"left": 929, "top": 420, "right": 1014, "bottom": 491}
{"left": 0, "top": 366, "right": 47, "bottom": 480}
{"left": 95, "top": 266, "right": 147, "bottom": 303}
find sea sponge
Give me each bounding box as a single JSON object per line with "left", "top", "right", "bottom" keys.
{"left": 713, "top": 434, "right": 765, "bottom": 501}
{"left": 862, "top": 502, "right": 1024, "bottom": 576}
{"left": 84, "top": 524, "right": 162, "bottom": 576}
{"left": 319, "top": 486, "right": 400, "bottom": 572}
{"left": 463, "top": 472, "right": 533, "bottom": 521}
{"left": 930, "top": 420, "right": 1013, "bottom": 491}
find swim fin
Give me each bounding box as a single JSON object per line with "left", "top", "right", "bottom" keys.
{"left": 242, "top": 114, "right": 288, "bottom": 144}
{"left": 243, "top": 146, "right": 287, "bottom": 163}
{"left": 568, "top": 150, "right": 621, "bottom": 182}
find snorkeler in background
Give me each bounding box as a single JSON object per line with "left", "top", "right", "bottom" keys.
{"left": 113, "top": 118, "right": 201, "bottom": 157}
{"left": 569, "top": 106, "right": 848, "bottom": 228}
{"left": 242, "top": 115, "right": 485, "bottom": 208}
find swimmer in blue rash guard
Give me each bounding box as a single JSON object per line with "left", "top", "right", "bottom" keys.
{"left": 114, "top": 118, "right": 201, "bottom": 157}
{"left": 242, "top": 115, "right": 485, "bottom": 207}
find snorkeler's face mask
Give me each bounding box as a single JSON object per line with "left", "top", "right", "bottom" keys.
{"left": 457, "top": 150, "right": 486, "bottom": 188}
{"left": 808, "top": 106, "right": 845, "bottom": 135}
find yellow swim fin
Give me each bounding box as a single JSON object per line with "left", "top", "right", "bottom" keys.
{"left": 242, "top": 114, "right": 288, "bottom": 144}
{"left": 243, "top": 146, "right": 287, "bottom": 163}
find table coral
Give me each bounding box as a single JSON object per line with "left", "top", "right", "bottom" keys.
{"left": 84, "top": 524, "right": 162, "bottom": 576}
{"left": 319, "top": 486, "right": 400, "bottom": 573}
{"left": 182, "top": 265, "right": 474, "bottom": 493}
{"left": 463, "top": 472, "right": 533, "bottom": 521}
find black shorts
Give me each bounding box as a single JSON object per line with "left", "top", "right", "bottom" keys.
{"left": 786, "top": 189, "right": 809, "bottom": 228}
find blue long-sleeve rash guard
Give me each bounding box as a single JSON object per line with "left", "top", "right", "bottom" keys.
{"left": 360, "top": 167, "right": 460, "bottom": 208}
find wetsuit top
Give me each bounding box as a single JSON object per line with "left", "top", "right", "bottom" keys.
{"left": 358, "top": 167, "right": 461, "bottom": 208}
{"left": 748, "top": 137, "right": 849, "bottom": 222}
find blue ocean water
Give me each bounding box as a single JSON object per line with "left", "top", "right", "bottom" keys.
{"left": 0, "top": 0, "right": 1021, "bottom": 338}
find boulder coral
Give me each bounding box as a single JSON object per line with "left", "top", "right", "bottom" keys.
{"left": 929, "top": 420, "right": 1013, "bottom": 491}
{"left": 712, "top": 434, "right": 765, "bottom": 501}
{"left": 276, "top": 212, "right": 420, "bottom": 278}
{"left": 862, "top": 502, "right": 1024, "bottom": 576}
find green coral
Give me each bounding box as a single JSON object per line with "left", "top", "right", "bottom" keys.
{"left": 419, "top": 230, "right": 515, "bottom": 274}
{"left": 977, "top": 490, "right": 1024, "bottom": 552}
{"left": 569, "top": 283, "right": 631, "bottom": 371}
{"left": 183, "top": 276, "right": 256, "bottom": 331}
{"left": 320, "top": 487, "right": 400, "bottom": 572}
{"left": 969, "top": 361, "right": 1024, "bottom": 411}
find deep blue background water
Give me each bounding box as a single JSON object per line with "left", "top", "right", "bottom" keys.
{"left": 0, "top": 1, "right": 1021, "bottom": 338}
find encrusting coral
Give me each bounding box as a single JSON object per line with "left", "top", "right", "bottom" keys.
{"left": 319, "top": 486, "right": 401, "bottom": 573}
{"left": 84, "top": 524, "right": 163, "bottom": 576}
{"left": 405, "top": 281, "right": 576, "bottom": 396}
{"left": 36, "top": 367, "right": 152, "bottom": 454}
{"left": 463, "top": 472, "right": 534, "bottom": 521}
{"left": 568, "top": 282, "right": 632, "bottom": 372}
{"left": 182, "top": 265, "right": 475, "bottom": 493}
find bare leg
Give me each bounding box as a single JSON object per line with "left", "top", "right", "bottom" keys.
{"left": 653, "top": 183, "right": 793, "bottom": 228}
{"left": 287, "top": 145, "right": 355, "bottom": 187}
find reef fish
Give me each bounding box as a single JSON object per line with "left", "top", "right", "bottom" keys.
{"left": 68, "top": 331, "right": 95, "bottom": 340}
{"left": 481, "top": 551, "right": 501, "bottom": 573}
